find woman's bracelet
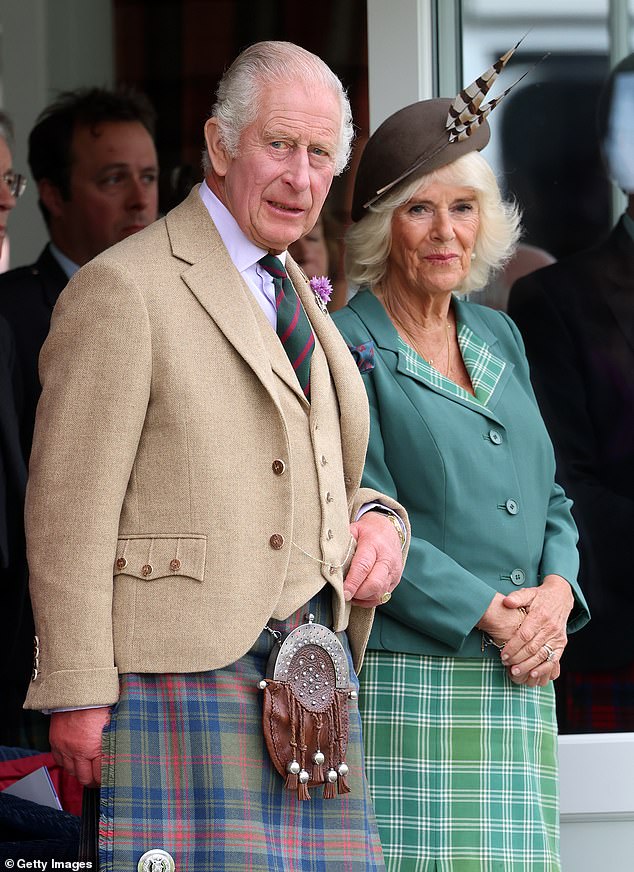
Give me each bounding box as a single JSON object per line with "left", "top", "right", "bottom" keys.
{"left": 481, "top": 606, "right": 527, "bottom": 651}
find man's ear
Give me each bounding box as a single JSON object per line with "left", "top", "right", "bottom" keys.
{"left": 204, "top": 118, "right": 231, "bottom": 178}
{"left": 38, "top": 179, "right": 66, "bottom": 218}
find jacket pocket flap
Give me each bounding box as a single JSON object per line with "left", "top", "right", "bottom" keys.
{"left": 114, "top": 534, "right": 207, "bottom": 582}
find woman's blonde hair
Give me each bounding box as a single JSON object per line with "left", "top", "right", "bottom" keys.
{"left": 345, "top": 150, "right": 521, "bottom": 294}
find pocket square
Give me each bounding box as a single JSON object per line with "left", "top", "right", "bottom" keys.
{"left": 348, "top": 341, "right": 375, "bottom": 373}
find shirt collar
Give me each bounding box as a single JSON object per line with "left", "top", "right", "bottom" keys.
{"left": 48, "top": 242, "right": 80, "bottom": 279}
{"left": 198, "top": 180, "right": 287, "bottom": 270}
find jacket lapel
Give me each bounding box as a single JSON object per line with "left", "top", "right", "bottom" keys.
{"left": 165, "top": 187, "right": 283, "bottom": 404}
{"left": 165, "top": 187, "right": 369, "bottom": 483}
{"left": 348, "top": 290, "right": 513, "bottom": 423}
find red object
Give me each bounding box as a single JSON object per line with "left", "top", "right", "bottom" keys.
{"left": 0, "top": 751, "right": 84, "bottom": 816}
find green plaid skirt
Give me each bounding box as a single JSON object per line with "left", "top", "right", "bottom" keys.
{"left": 360, "top": 651, "right": 560, "bottom": 872}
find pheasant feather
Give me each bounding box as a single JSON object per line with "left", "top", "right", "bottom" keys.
{"left": 446, "top": 36, "right": 528, "bottom": 142}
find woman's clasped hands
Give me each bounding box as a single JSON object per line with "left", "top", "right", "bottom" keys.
{"left": 478, "top": 574, "right": 574, "bottom": 687}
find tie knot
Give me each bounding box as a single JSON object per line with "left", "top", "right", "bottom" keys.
{"left": 258, "top": 253, "right": 287, "bottom": 280}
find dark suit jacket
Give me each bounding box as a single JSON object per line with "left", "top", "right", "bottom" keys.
{"left": 0, "top": 244, "right": 68, "bottom": 459}
{"left": 508, "top": 217, "right": 634, "bottom": 670}
{"left": 0, "top": 316, "right": 29, "bottom": 742}
{"left": 0, "top": 245, "right": 64, "bottom": 742}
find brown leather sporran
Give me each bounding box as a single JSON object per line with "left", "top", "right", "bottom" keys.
{"left": 260, "top": 615, "right": 356, "bottom": 800}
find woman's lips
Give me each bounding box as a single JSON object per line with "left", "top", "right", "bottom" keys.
{"left": 425, "top": 253, "right": 457, "bottom": 262}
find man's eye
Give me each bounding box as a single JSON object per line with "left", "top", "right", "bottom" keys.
{"left": 142, "top": 172, "right": 158, "bottom": 184}
{"left": 270, "top": 141, "right": 287, "bottom": 150}
{"left": 101, "top": 174, "right": 124, "bottom": 186}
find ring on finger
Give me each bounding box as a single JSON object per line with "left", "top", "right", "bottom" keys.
{"left": 379, "top": 591, "right": 392, "bottom": 605}
{"left": 542, "top": 643, "right": 556, "bottom": 662}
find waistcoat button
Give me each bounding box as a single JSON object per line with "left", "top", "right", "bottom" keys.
{"left": 269, "top": 534, "right": 284, "bottom": 550}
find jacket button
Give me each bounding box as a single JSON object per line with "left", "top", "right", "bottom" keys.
{"left": 325, "top": 491, "right": 334, "bottom": 503}
{"left": 320, "top": 455, "right": 327, "bottom": 466}
{"left": 505, "top": 499, "right": 519, "bottom": 515}
{"left": 326, "top": 529, "right": 334, "bottom": 540}
{"left": 141, "top": 563, "right": 153, "bottom": 577}
{"left": 32, "top": 635, "right": 40, "bottom": 681}
{"left": 169, "top": 558, "right": 181, "bottom": 572}
{"left": 329, "top": 565, "right": 336, "bottom": 575}
{"left": 489, "top": 429, "right": 502, "bottom": 445}
{"left": 510, "top": 568, "right": 526, "bottom": 585}
{"left": 115, "top": 557, "right": 127, "bottom": 570}
{"left": 269, "top": 534, "right": 284, "bottom": 550}
{"left": 272, "top": 459, "right": 286, "bottom": 475}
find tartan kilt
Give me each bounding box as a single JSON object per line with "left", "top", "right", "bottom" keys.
{"left": 360, "top": 651, "right": 560, "bottom": 872}
{"left": 99, "top": 593, "right": 384, "bottom": 871}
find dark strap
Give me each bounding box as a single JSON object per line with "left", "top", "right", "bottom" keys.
{"left": 78, "top": 786, "right": 99, "bottom": 866}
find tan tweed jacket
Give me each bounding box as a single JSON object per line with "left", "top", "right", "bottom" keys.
{"left": 24, "top": 187, "right": 407, "bottom": 711}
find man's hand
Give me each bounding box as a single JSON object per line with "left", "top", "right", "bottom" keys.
{"left": 344, "top": 511, "right": 404, "bottom": 607}
{"left": 50, "top": 707, "right": 112, "bottom": 787}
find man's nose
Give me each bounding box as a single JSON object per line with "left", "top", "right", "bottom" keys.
{"left": 127, "top": 176, "right": 154, "bottom": 211}
{"left": 283, "top": 148, "right": 311, "bottom": 192}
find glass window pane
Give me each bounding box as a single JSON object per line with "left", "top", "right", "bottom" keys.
{"left": 462, "top": 0, "right": 611, "bottom": 259}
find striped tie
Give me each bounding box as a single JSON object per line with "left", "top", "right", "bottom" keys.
{"left": 258, "top": 254, "right": 315, "bottom": 400}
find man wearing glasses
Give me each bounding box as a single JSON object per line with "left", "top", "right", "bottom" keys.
{"left": 0, "top": 111, "right": 29, "bottom": 749}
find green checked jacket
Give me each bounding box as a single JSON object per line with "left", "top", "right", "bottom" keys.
{"left": 333, "top": 289, "right": 590, "bottom": 658}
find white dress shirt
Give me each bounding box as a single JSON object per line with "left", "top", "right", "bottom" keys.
{"left": 199, "top": 181, "right": 284, "bottom": 330}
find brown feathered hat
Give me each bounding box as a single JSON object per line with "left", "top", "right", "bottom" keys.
{"left": 351, "top": 38, "right": 529, "bottom": 222}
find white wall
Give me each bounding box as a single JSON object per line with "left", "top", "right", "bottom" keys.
{"left": 366, "top": 0, "right": 435, "bottom": 133}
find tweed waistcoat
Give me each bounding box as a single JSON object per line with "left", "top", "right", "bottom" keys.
{"left": 244, "top": 290, "right": 353, "bottom": 627}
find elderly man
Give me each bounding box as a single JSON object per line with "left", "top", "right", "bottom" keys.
{"left": 0, "top": 87, "right": 159, "bottom": 460}
{"left": 24, "top": 42, "right": 407, "bottom": 870}
{"left": 508, "top": 53, "right": 634, "bottom": 734}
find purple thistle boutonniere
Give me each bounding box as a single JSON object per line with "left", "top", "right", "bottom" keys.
{"left": 309, "top": 275, "right": 333, "bottom": 313}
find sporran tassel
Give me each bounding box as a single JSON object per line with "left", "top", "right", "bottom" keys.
{"left": 323, "top": 768, "right": 338, "bottom": 800}
{"left": 334, "top": 692, "right": 351, "bottom": 794}
{"left": 284, "top": 684, "right": 300, "bottom": 791}
{"left": 296, "top": 697, "right": 311, "bottom": 800}
{"left": 311, "top": 713, "right": 325, "bottom": 783}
